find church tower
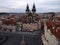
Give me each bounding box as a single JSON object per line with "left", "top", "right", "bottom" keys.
{"left": 26, "top": 4, "right": 30, "bottom": 16}
{"left": 32, "top": 3, "right": 36, "bottom": 22}
{"left": 32, "top": 3, "right": 36, "bottom": 16}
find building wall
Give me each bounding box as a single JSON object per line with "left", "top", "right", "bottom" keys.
{"left": 2, "top": 25, "right": 16, "bottom": 32}
{"left": 23, "top": 23, "right": 41, "bottom": 31}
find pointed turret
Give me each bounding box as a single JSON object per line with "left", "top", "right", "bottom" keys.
{"left": 32, "top": 3, "right": 36, "bottom": 22}
{"left": 32, "top": 3, "right": 36, "bottom": 12}
{"left": 26, "top": 4, "right": 30, "bottom": 16}
{"left": 26, "top": 4, "right": 30, "bottom": 12}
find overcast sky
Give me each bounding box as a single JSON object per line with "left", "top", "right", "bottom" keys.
{"left": 0, "top": 0, "right": 60, "bottom": 13}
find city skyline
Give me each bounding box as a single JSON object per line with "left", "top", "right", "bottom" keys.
{"left": 0, "top": 0, "right": 60, "bottom": 13}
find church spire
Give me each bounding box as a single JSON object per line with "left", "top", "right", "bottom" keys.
{"left": 26, "top": 4, "right": 30, "bottom": 12}
{"left": 32, "top": 3, "right": 36, "bottom": 12}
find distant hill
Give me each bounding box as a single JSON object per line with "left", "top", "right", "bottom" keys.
{"left": 0, "top": 13, "right": 9, "bottom": 15}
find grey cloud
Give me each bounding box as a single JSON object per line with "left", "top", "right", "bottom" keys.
{"left": 0, "top": 0, "right": 60, "bottom": 13}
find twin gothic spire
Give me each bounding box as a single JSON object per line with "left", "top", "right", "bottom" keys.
{"left": 26, "top": 3, "right": 36, "bottom": 12}
{"left": 26, "top": 4, "right": 30, "bottom": 12}
{"left": 32, "top": 3, "right": 36, "bottom": 12}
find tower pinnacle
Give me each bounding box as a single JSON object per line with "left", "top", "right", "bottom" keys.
{"left": 32, "top": 3, "right": 36, "bottom": 12}
{"left": 26, "top": 4, "right": 30, "bottom": 12}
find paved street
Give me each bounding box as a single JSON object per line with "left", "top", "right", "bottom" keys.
{"left": 0, "top": 30, "right": 43, "bottom": 45}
